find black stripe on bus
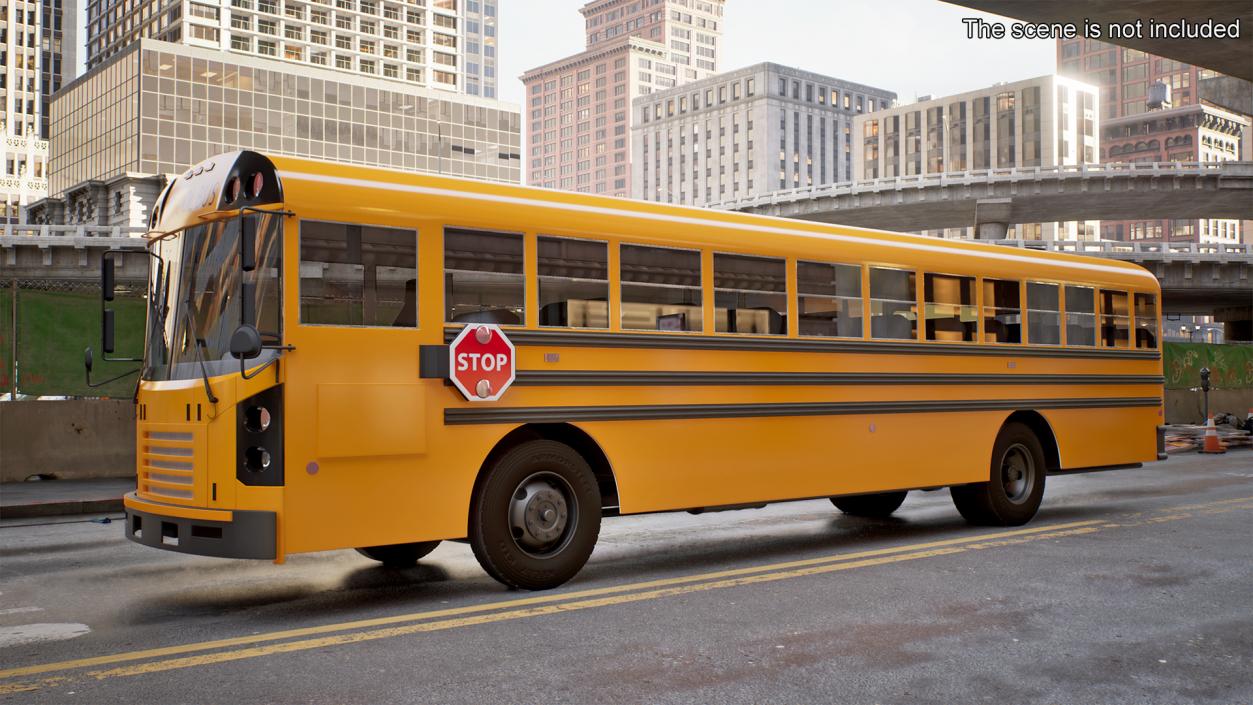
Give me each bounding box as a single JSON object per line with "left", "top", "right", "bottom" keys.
{"left": 443, "top": 327, "right": 1161, "bottom": 360}
{"left": 514, "top": 371, "right": 1165, "bottom": 387}
{"left": 444, "top": 396, "right": 1162, "bottom": 425}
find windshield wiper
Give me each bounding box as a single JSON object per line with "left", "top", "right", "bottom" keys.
{"left": 182, "top": 302, "right": 220, "bottom": 405}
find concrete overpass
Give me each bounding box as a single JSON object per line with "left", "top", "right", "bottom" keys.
{"left": 717, "top": 161, "right": 1253, "bottom": 238}
{"left": 1, "top": 224, "right": 149, "bottom": 281}
{"left": 945, "top": 1, "right": 1253, "bottom": 82}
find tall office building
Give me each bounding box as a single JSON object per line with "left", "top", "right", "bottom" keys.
{"left": 31, "top": 39, "right": 520, "bottom": 227}
{"left": 633, "top": 63, "right": 894, "bottom": 206}
{"left": 461, "top": 0, "right": 497, "bottom": 97}
{"left": 87, "top": 0, "right": 484, "bottom": 93}
{"left": 2, "top": 0, "right": 77, "bottom": 222}
{"left": 521, "top": 0, "right": 726, "bottom": 195}
{"left": 852, "top": 75, "right": 1100, "bottom": 241}
{"left": 1057, "top": 37, "right": 1217, "bottom": 122}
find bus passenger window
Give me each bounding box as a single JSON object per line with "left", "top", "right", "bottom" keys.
{"left": 982, "top": 279, "right": 1022, "bottom": 344}
{"left": 299, "top": 221, "right": 417, "bottom": 327}
{"left": 1100, "top": 290, "right": 1130, "bottom": 347}
{"left": 620, "top": 244, "right": 702, "bottom": 332}
{"left": 869, "top": 267, "right": 916, "bottom": 340}
{"left": 1134, "top": 293, "right": 1158, "bottom": 349}
{"left": 714, "top": 253, "right": 786, "bottom": 335}
{"left": 924, "top": 273, "right": 976, "bottom": 342}
{"left": 538, "top": 236, "right": 608, "bottom": 329}
{"left": 797, "top": 261, "right": 862, "bottom": 338}
{"left": 445, "top": 228, "right": 524, "bottom": 325}
{"left": 1026, "top": 282, "right": 1061, "bottom": 345}
{"left": 1065, "top": 285, "right": 1096, "bottom": 346}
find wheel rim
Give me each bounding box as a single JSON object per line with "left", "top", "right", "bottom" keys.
{"left": 508, "top": 471, "right": 577, "bottom": 558}
{"left": 1000, "top": 443, "right": 1036, "bottom": 504}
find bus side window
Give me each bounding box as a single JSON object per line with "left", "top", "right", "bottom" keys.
{"left": 1065, "top": 285, "right": 1096, "bottom": 346}
{"left": 924, "top": 273, "right": 976, "bottom": 342}
{"left": 713, "top": 253, "right": 786, "bottom": 335}
{"left": 1026, "top": 282, "right": 1061, "bottom": 345}
{"left": 982, "top": 279, "right": 1022, "bottom": 344}
{"left": 620, "top": 244, "right": 702, "bottom": 332}
{"left": 538, "top": 236, "right": 608, "bottom": 329}
{"left": 299, "top": 221, "right": 417, "bottom": 327}
{"left": 869, "top": 267, "right": 916, "bottom": 340}
{"left": 445, "top": 228, "right": 525, "bottom": 325}
{"left": 797, "top": 260, "right": 862, "bottom": 338}
{"left": 1100, "top": 289, "right": 1130, "bottom": 348}
{"left": 1134, "top": 293, "right": 1158, "bottom": 349}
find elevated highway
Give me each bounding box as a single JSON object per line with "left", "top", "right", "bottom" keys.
{"left": 717, "top": 161, "right": 1253, "bottom": 237}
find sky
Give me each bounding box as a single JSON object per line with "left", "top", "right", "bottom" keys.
{"left": 497, "top": 0, "right": 1059, "bottom": 107}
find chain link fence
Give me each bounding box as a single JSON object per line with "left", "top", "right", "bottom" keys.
{"left": 3, "top": 278, "right": 148, "bottom": 399}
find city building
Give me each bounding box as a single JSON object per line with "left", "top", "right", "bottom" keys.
{"left": 1057, "top": 37, "right": 1219, "bottom": 122}
{"left": 86, "top": 0, "right": 483, "bottom": 94}
{"left": 1100, "top": 103, "right": 1247, "bottom": 243}
{"left": 2, "top": 0, "right": 77, "bottom": 222}
{"left": 632, "top": 63, "right": 894, "bottom": 206}
{"left": 28, "top": 39, "right": 520, "bottom": 227}
{"left": 852, "top": 74, "right": 1101, "bottom": 241}
{"left": 461, "top": 0, "right": 497, "bottom": 97}
{"left": 521, "top": 0, "right": 726, "bottom": 195}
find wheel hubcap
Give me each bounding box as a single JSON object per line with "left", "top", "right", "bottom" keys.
{"left": 508, "top": 472, "right": 576, "bottom": 557}
{"left": 1001, "top": 443, "right": 1036, "bottom": 504}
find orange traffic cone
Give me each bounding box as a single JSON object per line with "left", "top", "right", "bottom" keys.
{"left": 1200, "top": 414, "right": 1226, "bottom": 454}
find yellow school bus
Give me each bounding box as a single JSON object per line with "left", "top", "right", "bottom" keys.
{"left": 109, "top": 151, "right": 1164, "bottom": 590}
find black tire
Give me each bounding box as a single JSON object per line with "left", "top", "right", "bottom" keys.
{"left": 469, "top": 440, "right": 601, "bottom": 590}
{"left": 355, "top": 541, "right": 441, "bottom": 568}
{"left": 831, "top": 491, "right": 908, "bottom": 517}
{"left": 951, "top": 422, "right": 1047, "bottom": 526}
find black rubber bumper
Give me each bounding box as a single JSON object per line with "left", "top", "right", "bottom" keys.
{"left": 125, "top": 505, "right": 277, "bottom": 560}
{"left": 1157, "top": 424, "right": 1168, "bottom": 461}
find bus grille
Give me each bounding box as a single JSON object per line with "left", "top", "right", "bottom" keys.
{"left": 139, "top": 428, "right": 202, "bottom": 504}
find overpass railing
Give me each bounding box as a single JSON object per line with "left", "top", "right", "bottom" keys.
{"left": 712, "top": 160, "right": 1252, "bottom": 210}
{"left": 987, "top": 239, "right": 1253, "bottom": 261}
{"left": 0, "top": 224, "right": 148, "bottom": 240}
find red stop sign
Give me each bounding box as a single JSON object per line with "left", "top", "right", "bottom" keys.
{"left": 448, "top": 324, "right": 516, "bottom": 402}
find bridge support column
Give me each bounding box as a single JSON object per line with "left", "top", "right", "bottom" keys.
{"left": 974, "top": 198, "right": 1013, "bottom": 240}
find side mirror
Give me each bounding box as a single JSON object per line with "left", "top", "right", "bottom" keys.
{"left": 240, "top": 216, "right": 256, "bottom": 272}
{"left": 84, "top": 347, "right": 94, "bottom": 373}
{"left": 103, "top": 309, "right": 116, "bottom": 354}
{"left": 102, "top": 256, "right": 115, "bottom": 302}
{"left": 230, "top": 323, "right": 263, "bottom": 360}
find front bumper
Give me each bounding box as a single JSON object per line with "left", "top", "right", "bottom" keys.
{"left": 123, "top": 492, "right": 276, "bottom": 559}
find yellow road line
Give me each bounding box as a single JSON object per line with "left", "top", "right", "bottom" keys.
{"left": 0, "top": 518, "right": 1104, "bottom": 682}
{"left": 86, "top": 527, "right": 1104, "bottom": 682}
{"left": 2, "top": 495, "right": 1250, "bottom": 695}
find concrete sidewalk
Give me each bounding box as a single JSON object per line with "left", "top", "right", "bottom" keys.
{"left": 0, "top": 478, "right": 133, "bottom": 519}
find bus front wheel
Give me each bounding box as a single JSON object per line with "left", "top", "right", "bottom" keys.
{"left": 951, "top": 422, "right": 1046, "bottom": 526}
{"left": 355, "top": 541, "right": 441, "bottom": 568}
{"left": 470, "top": 440, "right": 602, "bottom": 590}
{"left": 831, "top": 491, "right": 908, "bottom": 517}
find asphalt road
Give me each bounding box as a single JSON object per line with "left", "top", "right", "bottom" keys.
{"left": 1, "top": 451, "right": 1251, "bottom": 704}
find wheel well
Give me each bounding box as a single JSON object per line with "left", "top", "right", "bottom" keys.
{"left": 475, "top": 423, "right": 620, "bottom": 513}
{"left": 1005, "top": 410, "right": 1061, "bottom": 472}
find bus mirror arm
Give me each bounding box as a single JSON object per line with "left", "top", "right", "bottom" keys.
{"left": 83, "top": 346, "right": 141, "bottom": 389}
{"left": 231, "top": 323, "right": 294, "bottom": 380}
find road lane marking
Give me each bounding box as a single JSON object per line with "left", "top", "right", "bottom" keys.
{"left": 0, "top": 607, "right": 44, "bottom": 616}
{"left": 2, "top": 495, "right": 1251, "bottom": 694}
{"left": 0, "top": 518, "right": 1105, "bottom": 682}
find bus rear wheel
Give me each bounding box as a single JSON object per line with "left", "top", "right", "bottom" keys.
{"left": 470, "top": 440, "right": 601, "bottom": 590}
{"left": 951, "top": 422, "right": 1046, "bottom": 526}
{"left": 355, "top": 541, "right": 441, "bottom": 568}
{"left": 831, "top": 491, "right": 908, "bottom": 517}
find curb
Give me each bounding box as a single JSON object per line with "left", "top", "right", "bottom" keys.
{"left": 1, "top": 497, "right": 126, "bottom": 520}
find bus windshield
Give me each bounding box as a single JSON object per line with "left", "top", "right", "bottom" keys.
{"left": 143, "top": 213, "right": 283, "bottom": 382}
